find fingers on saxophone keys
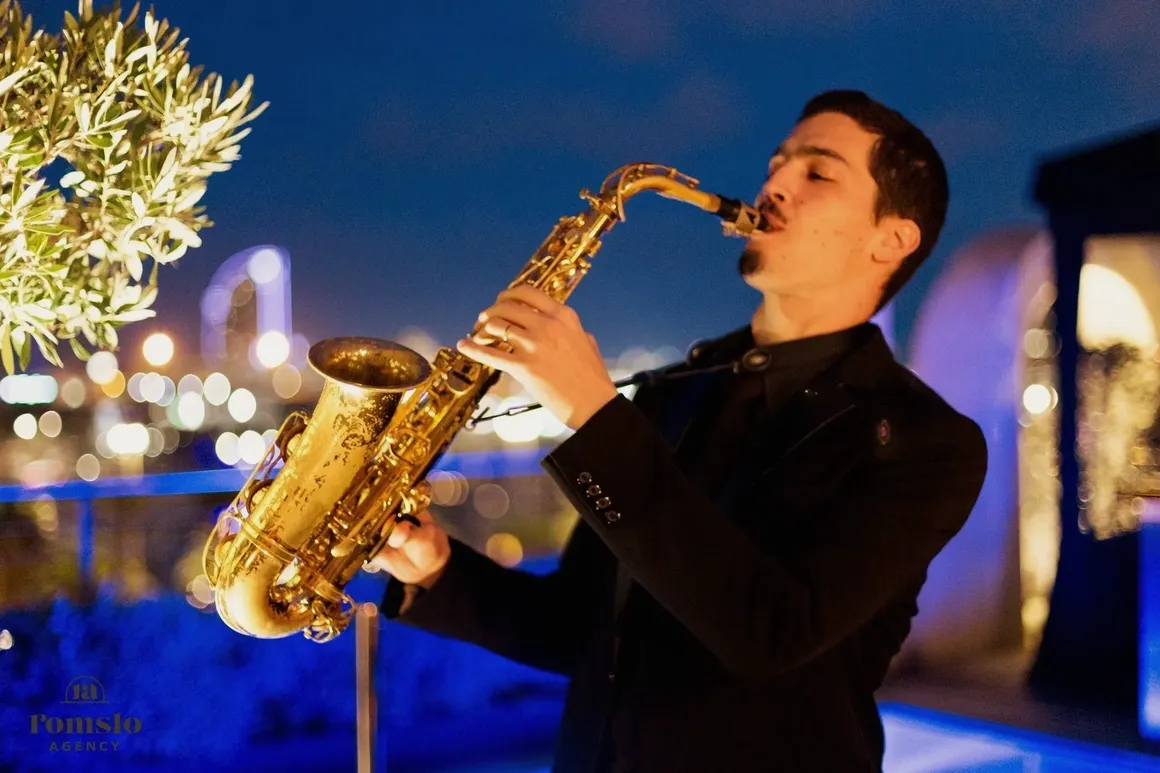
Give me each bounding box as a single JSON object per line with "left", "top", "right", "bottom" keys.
{"left": 387, "top": 518, "right": 415, "bottom": 548}
{"left": 474, "top": 319, "right": 519, "bottom": 347}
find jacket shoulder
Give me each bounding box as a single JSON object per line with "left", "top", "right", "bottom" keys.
{"left": 870, "top": 362, "right": 987, "bottom": 465}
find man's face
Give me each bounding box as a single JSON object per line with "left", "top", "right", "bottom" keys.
{"left": 739, "top": 112, "right": 887, "bottom": 298}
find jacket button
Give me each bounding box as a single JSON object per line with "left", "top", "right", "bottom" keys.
{"left": 607, "top": 672, "right": 616, "bottom": 683}
{"left": 586, "top": 484, "right": 602, "bottom": 497}
{"left": 577, "top": 472, "right": 593, "bottom": 484}
{"left": 604, "top": 510, "right": 621, "bottom": 525}
{"left": 595, "top": 497, "right": 611, "bottom": 509}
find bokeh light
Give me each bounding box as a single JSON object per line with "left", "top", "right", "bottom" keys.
{"left": 37, "top": 411, "right": 62, "bottom": 438}
{"left": 1022, "top": 384, "right": 1054, "bottom": 415}
{"left": 203, "top": 373, "right": 231, "bottom": 405}
{"left": 76, "top": 454, "right": 100, "bottom": 481}
{"left": 247, "top": 248, "right": 283, "bottom": 284}
{"left": 272, "top": 364, "right": 301, "bottom": 399}
{"left": 85, "top": 351, "right": 118, "bottom": 384}
{"left": 255, "top": 331, "right": 290, "bottom": 368}
{"left": 473, "top": 483, "right": 511, "bottom": 519}
{"left": 428, "top": 470, "right": 470, "bottom": 506}
{"left": 139, "top": 373, "right": 164, "bottom": 403}
{"left": 485, "top": 533, "right": 524, "bottom": 568}
{"left": 100, "top": 370, "right": 126, "bottom": 399}
{"left": 175, "top": 392, "right": 206, "bottom": 430}
{"left": 228, "top": 388, "right": 257, "bottom": 422}
{"left": 13, "top": 413, "right": 37, "bottom": 440}
{"left": 146, "top": 427, "right": 165, "bottom": 457}
{"left": 127, "top": 372, "right": 145, "bottom": 402}
{"left": 142, "top": 332, "right": 175, "bottom": 366}
{"left": 60, "top": 377, "right": 87, "bottom": 408}
{"left": 107, "top": 423, "right": 150, "bottom": 455}
{"left": 177, "top": 374, "right": 203, "bottom": 395}
{"left": 237, "top": 430, "right": 266, "bottom": 465}
{"left": 216, "top": 432, "right": 240, "bottom": 465}
{"left": 106, "top": 423, "right": 149, "bottom": 456}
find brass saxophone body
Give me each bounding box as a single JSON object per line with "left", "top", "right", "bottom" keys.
{"left": 202, "top": 163, "right": 763, "bottom": 642}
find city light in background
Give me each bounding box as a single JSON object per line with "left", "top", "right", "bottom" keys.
{"left": 0, "top": 243, "right": 689, "bottom": 580}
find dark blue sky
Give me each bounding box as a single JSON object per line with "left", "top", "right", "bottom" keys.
{"left": 24, "top": 0, "right": 1160, "bottom": 360}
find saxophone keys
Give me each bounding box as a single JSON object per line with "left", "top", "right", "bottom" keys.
{"left": 330, "top": 538, "right": 357, "bottom": 558}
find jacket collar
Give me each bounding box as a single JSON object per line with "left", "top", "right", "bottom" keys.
{"left": 684, "top": 321, "right": 895, "bottom": 395}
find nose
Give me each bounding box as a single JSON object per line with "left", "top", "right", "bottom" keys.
{"left": 758, "top": 171, "right": 789, "bottom": 208}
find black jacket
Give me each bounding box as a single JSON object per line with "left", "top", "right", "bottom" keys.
{"left": 384, "top": 324, "right": 988, "bottom": 772}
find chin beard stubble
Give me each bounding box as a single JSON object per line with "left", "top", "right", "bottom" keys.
{"left": 738, "top": 245, "right": 760, "bottom": 276}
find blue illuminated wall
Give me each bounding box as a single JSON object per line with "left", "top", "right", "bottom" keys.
{"left": 0, "top": 568, "right": 565, "bottom": 773}
{"left": 1143, "top": 504, "right": 1160, "bottom": 742}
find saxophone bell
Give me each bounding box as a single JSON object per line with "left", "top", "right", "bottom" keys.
{"left": 203, "top": 337, "right": 431, "bottom": 642}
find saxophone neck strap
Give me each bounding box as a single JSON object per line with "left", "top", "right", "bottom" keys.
{"left": 468, "top": 349, "right": 770, "bottom": 425}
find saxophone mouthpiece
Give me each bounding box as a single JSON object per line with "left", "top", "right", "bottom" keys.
{"left": 713, "top": 195, "right": 767, "bottom": 236}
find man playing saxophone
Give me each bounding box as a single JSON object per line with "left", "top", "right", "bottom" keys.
{"left": 372, "top": 89, "right": 988, "bottom": 773}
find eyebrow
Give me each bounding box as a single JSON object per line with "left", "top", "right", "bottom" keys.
{"left": 769, "top": 144, "right": 850, "bottom": 166}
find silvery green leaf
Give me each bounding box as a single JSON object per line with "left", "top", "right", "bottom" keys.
{"left": 0, "top": 67, "right": 29, "bottom": 99}
{"left": 111, "top": 308, "right": 154, "bottom": 322}
{"left": 152, "top": 167, "right": 175, "bottom": 200}
{"left": 14, "top": 177, "right": 45, "bottom": 211}
{"left": 137, "top": 284, "right": 158, "bottom": 309}
{"left": 17, "top": 330, "right": 31, "bottom": 370}
{"left": 165, "top": 241, "right": 188, "bottom": 262}
{"left": 77, "top": 100, "right": 91, "bottom": 132}
{"left": 125, "top": 45, "right": 153, "bottom": 65}
{"left": 24, "top": 302, "right": 56, "bottom": 321}
{"left": 69, "top": 335, "right": 90, "bottom": 361}
{"left": 0, "top": 324, "right": 13, "bottom": 376}
{"left": 174, "top": 185, "right": 205, "bottom": 212}
{"left": 59, "top": 170, "right": 86, "bottom": 187}
{"left": 33, "top": 330, "right": 62, "bottom": 367}
{"left": 165, "top": 218, "right": 201, "bottom": 247}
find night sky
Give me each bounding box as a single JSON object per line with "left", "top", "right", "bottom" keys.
{"left": 21, "top": 0, "right": 1160, "bottom": 362}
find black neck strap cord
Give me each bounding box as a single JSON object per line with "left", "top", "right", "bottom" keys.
{"left": 468, "top": 347, "right": 773, "bottom": 426}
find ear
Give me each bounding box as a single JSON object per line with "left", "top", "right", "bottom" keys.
{"left": 870, "top": 217, "right": 921, "bottom": 268}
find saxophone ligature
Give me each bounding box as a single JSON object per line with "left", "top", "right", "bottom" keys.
{"left": 201, "top": 163, "right": 765, "bottom": 642}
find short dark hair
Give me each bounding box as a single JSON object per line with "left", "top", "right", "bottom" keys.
{"left": 798, "top": 90, "right": 948, "bottom": 312}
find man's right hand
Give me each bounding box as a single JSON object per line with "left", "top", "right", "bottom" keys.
{"left": 370, "top": 507, "right": 451, "bottom": 589}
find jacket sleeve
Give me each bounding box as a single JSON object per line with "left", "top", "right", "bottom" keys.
{"left": 380, "top": 517, "right": 606, "bottom": 677}
{"left": 541, "top": 393, "right": 988, "bottom": 680}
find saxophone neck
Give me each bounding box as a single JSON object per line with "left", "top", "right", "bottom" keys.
{"left": 597, "top": 163, "right": 765, "bottom": 237}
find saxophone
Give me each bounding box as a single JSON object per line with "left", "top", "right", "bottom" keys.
{"left": 202, "top": 163, "right": 764, "bottom": 642}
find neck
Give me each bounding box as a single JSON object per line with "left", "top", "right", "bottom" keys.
{"left": 751, "top": 290, "right": 876, "bottom": 346}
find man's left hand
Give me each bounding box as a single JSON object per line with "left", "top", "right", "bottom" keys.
{"left": 456, "top": 285, "right": 620, "bottom": 430}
